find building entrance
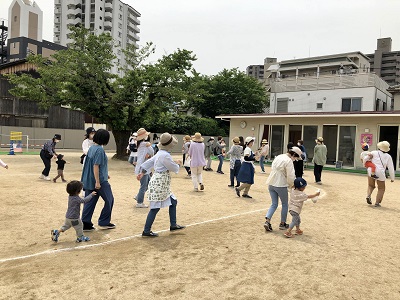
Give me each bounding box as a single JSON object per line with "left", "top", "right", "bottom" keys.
{"left": 323, "top": 125, "right": 338, "bottom": 165}
{"left": 379, "top": 126, "right": 398, "bottom": 170}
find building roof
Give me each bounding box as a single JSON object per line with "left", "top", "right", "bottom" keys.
{"left": 216, "top": 111, "right": 400, "bottom": 119}
{"left": 280, "top": 51, "right": 370, "bottom": 65}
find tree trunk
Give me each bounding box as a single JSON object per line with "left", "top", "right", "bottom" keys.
{"left": 112, "top": 129, "right": 131, "bottom": 160}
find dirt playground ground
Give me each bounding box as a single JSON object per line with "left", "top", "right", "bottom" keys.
{"left": 0, "top": 151, "right": 400, "bottom": 299}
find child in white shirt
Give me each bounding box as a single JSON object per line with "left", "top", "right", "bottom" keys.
{"left": 284, "top": 177, "right": 320, "bottom": 238}
{"left": 360, "top": 143, "right": 378, "bottom": 179}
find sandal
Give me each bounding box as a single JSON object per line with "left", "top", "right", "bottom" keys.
{"left": 295, "top": 229, "right": 303, "bottom": 235}
{"left": 284, "top": 231, "right": 293, "bottom": 238}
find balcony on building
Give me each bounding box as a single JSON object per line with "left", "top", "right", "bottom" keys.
{"left": 105, "top": 2, "right": 113, "bottom": 12}
{"left": 105, "top": 0, "right": 113, "bottom": 3}
{"left": 127, "top": 13, "right": 140, "bottom": 25}
{"left": 127, "top": 31, "right": 139, "bottom": 41}
{"left": 104, "top": 21, "right": 112, "bottom": 30}
{"left": 104, "top": 11, "right": 112, "bottom": 21}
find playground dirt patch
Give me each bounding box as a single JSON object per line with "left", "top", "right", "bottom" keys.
{"left": 1, "top": 152, "right": 400, "bottom": 299}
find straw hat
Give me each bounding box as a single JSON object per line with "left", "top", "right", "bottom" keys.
{"left": 136, "top": 128, "right": 150, "bottom": 141}
{"left": 232, "top": 137, "right": 240, "bottom": 144}
{"left": 192, "top": 132, "right": 204, "bottom": 142}
{"left": 158, "top": 132, "right": 178, "bottom": 151}
{"left": 290, "top": 146, "right": 303, "bottom": 160}
{"left": 245, "top": 136, "right": 254, "bottom": 144}
{"left": 377, "top": 141, "right": 390, "bottom": 152}
{"left": 261, "top": 139, "right": 268, "bottom": 144}
{"left": 183, "top": 135, "right": 191, "bottom": 142}
{"left": 315, "top": 137, "right": 324, "bottom": 143}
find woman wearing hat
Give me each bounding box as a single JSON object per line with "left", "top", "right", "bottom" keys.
{"left": 364, "top": 141, "right": 395, "bottom": 207}
{"left": 259, "top": 139, "right": 269, "bottom": 174}
{"left": 226, "top": 137, "right": 243, "bottom": 187}
{"left": 188, "top": 133, "right": 206, "bottom": 191}
{"left": 182, "top": 135, "right": 192, "bottom": 177}
{"left": 312, "top": 137, "right": 327, "bottom": 184}
{"left": 81, "top": 127, "right": 96, "bottom": 165}
{"left": 235, "top": 137, "right": 256, "bottom": 198}
{"left": 39, "top": 134, "right": 61, "bottom": 181}
{"left": 134, "top": 128, "right": 154, "bottom": 208}
{"left": 264, "top": 147, "right": 301, "bottom": 231}
{"left": 137, "top": 132, "right": 186, "bottom": 237}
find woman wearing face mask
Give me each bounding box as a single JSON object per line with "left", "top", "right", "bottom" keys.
{"left": 39, "top": 134, "right": 61, "bottom": 181}
{"left": 264, "top": 147, "right": 302, "bottom": 232}
{"left": 81, "top": 127, "right": 96, "bottom": 165}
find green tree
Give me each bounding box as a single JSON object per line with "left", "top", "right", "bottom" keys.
{"left": 187, "top": 68, "right": 269, "bottom": 118}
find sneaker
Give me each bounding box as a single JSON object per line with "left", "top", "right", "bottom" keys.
{"left": 44, "top": 176, "right": 51, "bottom": 181}
{"left": 228, "top": 185, "right": 234, "bottom": 187}
{"left": 242, "top": 194, "right": 252, "bottom": 198}
{"left": 235, "top": 187, "right": 241, "bottom": 197}
{"left": 208, "top": 168, "right": 213, "bottom": 171}
{"left": 284, "top": 231, "right": 294, "bottom": 238}
{"left": 51, "top": 229, "right": 60, "bottom": 242}
{"left": 53, "top": 179, "right": 56, "bottom": 183}
{"left": 199, "top": 183, "right": 204, "bottom": 191}
{"left": 371, "top": 174, "right": 379, "bottom": 179}
{"left": 279, "top": 222, "right": 289, "bottom": 230}
{"left": 260, "top": 171, "right": 266, "bottom": 174}
{"left": 99, "top": 223, "right": 116, "bottom": 230}
{"left": 366, "top": 195, "right": 372, "bottom": 205}
{"left": 136, "top": 203, "right": 149, "bottom": 208}
{"left": 142, "top": 231, "right": 159, "bottom": 237}
{"left": 62, "top": 180, "right": 67, "bottom": 183}
{"left": 170, "top": 224, "right": 186, "bottom": 231}
{"left": 219, "top": 171, "right": 224, "bottom": 174}
{"left": 39, "top": 174, "right": 45, "bottom": 179}
{"left": 316, "top": 181, "right": 322, "bottom": 185}
{"left": 295, "top": 229, "right": 303, "bottom": 235}
{"left": 374, "top": 203, "right": 381, "bottom": 207}
{"left": 83, "top": 225, "right": 96, "bottom": 231}
{"left": 264, "top": 221, "right": 272, "bottom": 232}
{"left": 194, "top": 187, "right": 198, "bottom": 192}
{"left": 76, "top": 235, "right": 90, "bottom": 242}
{"left": 235, "top": 184, "right": 240, "bottom": 187}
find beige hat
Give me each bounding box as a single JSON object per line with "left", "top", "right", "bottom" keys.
{"left": 315, "top": 137, "right": 324, "bottom": 143}
{"left": 136, "top": 128, "right": 150, "bottom": 141}
{"left": 261, "top": 139, "right": 268, "bottom": 144}
{"left": 158, "top": 133, "right": 178, "bottom": 151}
{"left": 183, "top": 135, "right": 191, "bottom": 142}
{"left": 377, "top": 141, "right": 390, "bottom": 152}
{"left": 245, "top": 136, "right": 254, "bottom": 144}
{"left": 290, "top": 146, "right": 303, "bottom": 160}
{"left": 192, "top": 132, "right": 204, "bottom": 142}
{"left": 232, "top": 137, "right": 240, "bottom": 144}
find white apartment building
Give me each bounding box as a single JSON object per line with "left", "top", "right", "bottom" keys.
{"left": 8, "top": 0, "right": 43, "bottom": 41}
{"left": 54, "top": 0, "right": 140, "bottom": 75}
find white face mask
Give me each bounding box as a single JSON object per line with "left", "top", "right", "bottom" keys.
{"left": 55, "top": 139, "right": 60, "bottom": 143}
{"left": 297, "top": 143, "right": 301, "bottom": 146}
{"left": 89, "top": 133, "right": 95, "bottom": 139}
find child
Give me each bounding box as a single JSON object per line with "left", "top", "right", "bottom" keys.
{"left": 53, "top": 154, "right": 69, "bottom": 183}
{"left": 51, "top": 180, "right": 96, "bottom": 243}
{"left": 127, "top": 132, "right": 138, "bottom": 165}
{"left": 0, "top": 159, "right": 8, "bottom": 169}
{"left": 284, "top": 177, "right": 320, "bottom": 238}
{"left": 360, "top": 143, "right": 378, "bottom": 179}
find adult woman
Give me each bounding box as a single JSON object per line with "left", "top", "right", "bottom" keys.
{"left": 259, "top": 139, "right": 269, "bottom": 174}
{"left": 81, "top": 127, "right": 96, "bottom": 165}
{"left": 134, "top": 128, "right": 154, "bottom": 208}
{"left": 188, "top": 132, "right": 206, "bottom": 191}
{"left": 294, "top": 139, "right": 306, "bottom": 178}
{"left": 235, "top": 137, "right": 255, "bottom": 198}
{"left": 227, "top": 137, "right": 242, "bottom": 188}
{"left": 312, "top": 137, "right": 327, "bottom": 184}
{"left": 215, "top": 136, "right": 226, "bottom": 174}
{"left": 204, "top": 137, "right": 214, "bottom": 171}
{"left": 365, "top": 141, "right": 395, "bottom": 207}
{"left": 182, "top": 135, "right": 192, "bottom": 177}
{"left": 81, "top": 129, "right": 115, "bottom": 231}
{"left": 39, "top": 134, "right": 61, "bottom": 181}
{"left": 138, "top": 132, "right": 185, "bottom": 237}
{"left": 264, "top": 147, "right": 302, "bottom": 231}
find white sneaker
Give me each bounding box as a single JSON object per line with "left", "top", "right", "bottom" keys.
{"left": 39, "top": 174, "right": 45, "bottom": 179}
{"left": 260, "top": 171, "right": 266, "bottom": 174}
{"left": 136, "top": 203, "right": 148, "bottom": 208}
{"left": 44, "top": 176, "right": 51, "bottom": 181}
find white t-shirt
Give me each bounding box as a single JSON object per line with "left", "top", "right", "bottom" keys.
{"left": 82, "top": 139, "right": 94, "bottom": 155}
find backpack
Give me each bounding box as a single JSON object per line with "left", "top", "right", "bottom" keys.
{"left": 129, "top": 143, "right": 137, "bottom": 152}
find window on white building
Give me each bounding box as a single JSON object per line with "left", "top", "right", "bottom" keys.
{"left": 100, "top": 16, "right": 102, "bottom": 20}
{"left": 118, "top": 32, "right": 122, "bottom": 38}
{"left": 316, "top": 103, "right": 323, "bottom": 109}
{"left": 342, "top": 98, "right": 361, "bottom": 112}
{"left": 100, "top": 7, "right": 103, "bottom": 11}
{"left": 119, "top": 14, "right": 122, "bottom": 20}
{"left": 118, "top": 23, "right": 122, "bottom": 29}
{"left": 276, "top": 98, "right": 289, "bottom": 113}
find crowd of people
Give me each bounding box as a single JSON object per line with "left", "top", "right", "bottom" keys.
{"left": 25, "top": 128, "right": 396, "bottom": 242}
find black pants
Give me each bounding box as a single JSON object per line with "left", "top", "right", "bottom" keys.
{"left": 182, "top": 153, "right": 191, "bottom": 175}
{"left": 314, "top": 164, "right": 323, "bottom": 182}
{"left": 40, "top": 150, "right": 51, "bottom": 176}
{"left": 294, "top": 160, "right": 304, "bottom": 178}
{"left": 230, "top": 160, "right": 242, "bottom": 186}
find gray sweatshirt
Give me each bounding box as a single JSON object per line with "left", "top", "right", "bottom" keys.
{"left": 65, "top": 194, "right": 94, "bottom": 219}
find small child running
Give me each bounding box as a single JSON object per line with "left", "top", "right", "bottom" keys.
{"left": 53, "top": 154, "right": 69, "bottom": 183}
{"left": 284, "top": 177, "right": 320, "bottom": 238}
{"left": 360, "top": 143, "right": 378, "bottom": 179}
{"left": 51, "top": 180, "right": 96, "bottom": 243}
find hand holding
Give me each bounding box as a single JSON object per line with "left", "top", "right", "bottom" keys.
{"left": 137, "top": 173, "right": 143, "bottom": 181}
{"left": 91, "top": 191, "right": 97, "bottom": 196}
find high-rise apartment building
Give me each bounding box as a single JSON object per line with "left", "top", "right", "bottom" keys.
{"left": 54, "top": 0, "right": 140, "bottom": 75}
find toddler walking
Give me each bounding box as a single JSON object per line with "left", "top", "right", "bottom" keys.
{"left": 284, "top": 177, "right": 320, "bottom": 238}
{"left": 51, "top": 180, "right": 96, "bottom": 243}
{"left": 360, "top": 143, "right": 378, "bottom": 179}
{"left": 53, "top": 154, "right": 69, "bottom": 183}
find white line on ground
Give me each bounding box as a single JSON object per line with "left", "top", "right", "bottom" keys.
{"left": 0, "top": 208, "right": 266, "bottom": 264}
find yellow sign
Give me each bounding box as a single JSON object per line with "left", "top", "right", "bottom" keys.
{"left": 10, "top": 131, "right": 22, "bottom": 140}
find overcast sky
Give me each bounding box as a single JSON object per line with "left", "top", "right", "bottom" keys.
{"left": 1, "top": 0, "right": 400, "bottom": 75}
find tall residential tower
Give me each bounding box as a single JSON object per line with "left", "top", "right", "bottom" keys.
{"left": 54, "top": 0, "right": 140, "bottom": 75}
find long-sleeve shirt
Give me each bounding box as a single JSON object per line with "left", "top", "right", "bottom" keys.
{"left": 140, "top": 149, "right": 180, "bottom": 174}
{"left": 135, "top": 142, "right": 154, "bottom": 175}
{"left": 215, "top": 141, "right": 224, "bottom": 155}
{"left": 204, "top": 141, "right": 214, "bottom": 158}
{"left": 313, "top": 144, "right": 327, "bottom": 166}
{"left": 42, "top": 140, "right": 56, "bottom": 156}
{"left": 65, "top": 194, "right": 94, "bottom": 219}
{"left": 0, "top": 159, "right": 7, "bottom": 168}
{"left": 289, "top": 188, "right": 308, "bottom": 214}
{"left": 364, "top": 150, "right": 395, "bottom": 181}
{"left": 82, "top": 139, "right": 94, "bottom": 155}
{"left": 188, "top": 142, "right": 206, "bottom": 167}
{"left": 266, "top": 154, "right": 296, "bottom": 187}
